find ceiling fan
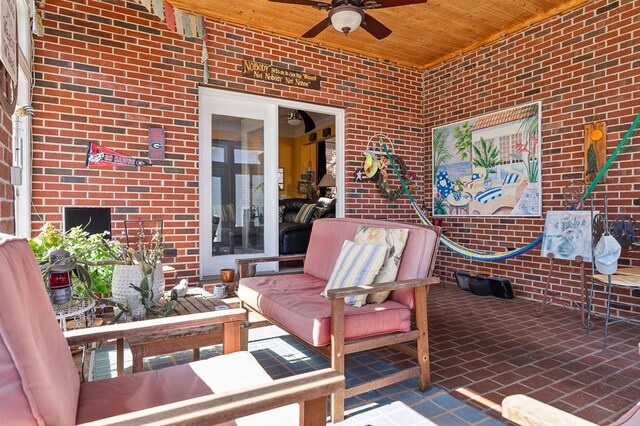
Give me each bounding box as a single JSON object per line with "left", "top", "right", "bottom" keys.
{"left": 268, "top": 0, "right": 427, "bottom": 40}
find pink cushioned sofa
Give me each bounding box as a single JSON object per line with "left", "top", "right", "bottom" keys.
{"left": 237, "top": 217, "right": 441, "bottom": 422}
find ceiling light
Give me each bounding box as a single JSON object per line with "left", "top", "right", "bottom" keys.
{"left": 329, "top": 6, "right": 364, "bottom": 35}
{"left": 286, "top": 110, "right": 302, "bottom": 126}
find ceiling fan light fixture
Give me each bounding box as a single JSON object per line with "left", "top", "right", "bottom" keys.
{"left": 286, "top": 110, "right": 302, "bottom": 126}
{"left": 330, "top": 6, "right": 364, "bottom": 35}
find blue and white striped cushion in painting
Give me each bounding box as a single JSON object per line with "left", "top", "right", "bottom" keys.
{"left": 476, "top": 187, "right": 502, "bottom": 204}
{"left": 503, "top": 173, "right": 520, "bottom": 185}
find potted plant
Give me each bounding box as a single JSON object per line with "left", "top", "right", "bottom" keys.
{"left": 30, "top": 224, "right": 123, "bottom": 299}
{"left": 108, "top": 226, "right": 173, "bottom": 320}
{"left": 31, "top": 224, "right": 176, "bottom": 323}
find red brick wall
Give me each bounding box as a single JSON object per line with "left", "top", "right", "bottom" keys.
{"left": 32, "top": 0, "right": 424, "bottom": 283}
{"left": 424, "top": 0, "right": 640, "bottom": 316}
{"left": 0, "top": 108, "right": 13, "bottom": 234}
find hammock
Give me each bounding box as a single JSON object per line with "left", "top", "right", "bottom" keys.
{"left": 382, "top": 112, "right": 640, "bottom": 262}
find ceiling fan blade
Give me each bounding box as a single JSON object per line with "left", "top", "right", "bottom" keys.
{"left": 374, "top": 0, "right": 428, "bottom": 8}
{"left": 302, "top": 17, "right": 332, "bottom": 38}
{"left": 297, "top": 110, "right": 316, "bottom": 133}
{"left": 361, "top": 14, "right": 392, "bottom": 40}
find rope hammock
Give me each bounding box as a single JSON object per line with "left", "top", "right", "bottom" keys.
{"left": 381, "top": 111, "right": 640, "bottom": 262}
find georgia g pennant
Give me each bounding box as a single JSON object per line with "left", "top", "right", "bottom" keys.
{"left": 85, "top": 142, "right": 150, "bottom": 168}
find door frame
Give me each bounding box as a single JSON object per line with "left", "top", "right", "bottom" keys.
{"left": 198, "top": 88, "right": 345, "bottom": 279}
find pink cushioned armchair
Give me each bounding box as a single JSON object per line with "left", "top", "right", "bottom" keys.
{"left": 0, "top": 233, "right": 343, "bottom": 425}
{"left": 236, "top": 218, "right": 441, "bottom": 422}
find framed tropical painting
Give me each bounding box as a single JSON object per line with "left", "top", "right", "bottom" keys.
{"left": 432, "top": 101, "right": 542, "bottom": 217}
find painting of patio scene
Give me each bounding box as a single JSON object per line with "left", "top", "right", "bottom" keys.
{"left": 432, "top": 102, "right": 542, "bottom": 217}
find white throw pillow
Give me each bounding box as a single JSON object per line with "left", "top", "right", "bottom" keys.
{"left": 321, "top": 240, "right": 388, "bottom": 307}
{"left": 354, "top": 227, "right": 409, "bottom": 304}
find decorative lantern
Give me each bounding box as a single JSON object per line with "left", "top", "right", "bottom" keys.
{"left": 48, "top": 249, "right": 73, "bottom": 305}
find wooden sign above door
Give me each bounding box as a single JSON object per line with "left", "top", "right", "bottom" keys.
{"left": 242, "top": 60, "right": 321, "bottom": 90}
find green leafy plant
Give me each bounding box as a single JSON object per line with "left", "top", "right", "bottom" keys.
{"left": 433, "top": 197, "right": 447, "bottom": 215}
{"left": 30, "top": 224, "right": 176, "bottom": 323}
{"left": 472, "top": 137, "right": 501, "bottom": 179}
{"left": 453, "top": 121, "right": 473, "bottom": 161}
{"left": 29, "top": 224, "right": 122, "bottom": 297}
{"left": 433, "top": 127, "right": 452, "bottom": 182}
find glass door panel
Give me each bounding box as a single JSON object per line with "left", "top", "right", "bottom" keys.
{"left": 210, "top": 117, "right": 264, "bottom": 257}
{"left": 199, "top": 88, "right": 278, "bottom": 277}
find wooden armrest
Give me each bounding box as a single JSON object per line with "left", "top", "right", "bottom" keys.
{"left": 235, "top": 254, "right": 307, "bottom": 266}
{"left": 502, "top": 394, "right": 595, "bottom": 426}
{"left": 236, "top": 254, "right": 307, "bottom": 278}
{"left": 78, "top": 368, "right": 345, "bottom": 426}
{"left": 325, "top": 277, "right": 440, "bottom": 299}
{"left": 65, "top": 309, "right": 247, "bottom": 346}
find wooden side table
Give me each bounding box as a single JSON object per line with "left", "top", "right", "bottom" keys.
{"left": 123, "top": 287, "right": 231, "bottom": 374}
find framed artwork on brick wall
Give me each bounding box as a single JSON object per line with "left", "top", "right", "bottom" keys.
{"left": 432, "top": 101, "right": 542, "bottom": 217}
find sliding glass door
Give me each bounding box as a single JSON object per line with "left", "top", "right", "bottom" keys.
{"left": 199, "top": 89, "right": 278, "bottom": 276}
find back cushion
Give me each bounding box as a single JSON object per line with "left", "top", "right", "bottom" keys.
{"left": 304, "top": 218, "right": 440, "bottom": 308}
{"left": 0, "top": 234, "right": 80, "bottom": 425}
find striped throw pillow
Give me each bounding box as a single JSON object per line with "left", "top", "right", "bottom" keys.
{"left": 354, "top": 227, "right": 409, "bottom": 304}
{"left": 321, "top": 240, "right": 388, "bottom": 307}
{"left": 294, "top": 203, "right": 316, "bottom": 223}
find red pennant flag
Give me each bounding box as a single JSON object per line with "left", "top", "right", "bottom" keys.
{"left": 164, "top": 0, "right": 176, "bottom": 32}
{"left": 85, "top": 142, "right": 150, "bottom": 168}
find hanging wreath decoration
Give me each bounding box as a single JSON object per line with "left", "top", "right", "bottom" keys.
{"left": 362, "top": 134, "right": 417, "bottom": 200}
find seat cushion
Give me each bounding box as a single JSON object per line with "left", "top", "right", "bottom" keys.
{"left": 238, "top": 274, "right": 412, "bottom": 347}
{"left": 0, "top": 234, "right": 80, "bottom": 426}
{"left": 77, "top": 351, "right": 298, "bottom": 425}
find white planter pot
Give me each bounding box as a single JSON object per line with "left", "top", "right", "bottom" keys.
{"left": 111, "top": 262, "right": 165, "bottom": 305}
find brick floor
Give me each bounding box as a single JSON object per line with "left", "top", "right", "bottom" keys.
{"left": 92, "top": 283, "right": 640, "bottom": 425}
{"left": 428, "top": 283, "right": 640, "bottom": 424}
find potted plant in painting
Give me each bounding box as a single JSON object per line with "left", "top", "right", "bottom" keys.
{"left": 451, "top": 178, "right": 465, "bottom": 201}
{"left": 472, "top": 137, "right": 501, "bottom": 188}
{"left": 433, "top": 195, "right": 447, "bottom": 215}
{"left": 510, "top": 134, "right": 540, "bottom": 214}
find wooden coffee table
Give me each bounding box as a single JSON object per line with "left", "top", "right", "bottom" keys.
{"left": 120, "top": 287, "right": 233, "bottom": 374}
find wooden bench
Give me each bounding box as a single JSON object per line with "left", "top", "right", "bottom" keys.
{"left": 236, "top": 218, "right": 441, "bottom": 422}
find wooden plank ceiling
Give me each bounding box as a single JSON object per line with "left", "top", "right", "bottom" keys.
{"left": 169, "top": 0, "right": 588, "bottom": 69}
